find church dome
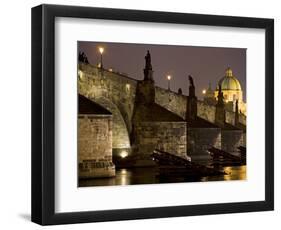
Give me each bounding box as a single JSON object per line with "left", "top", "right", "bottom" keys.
{"left": 216, "top": 67, "right": 242, "bottom": 91}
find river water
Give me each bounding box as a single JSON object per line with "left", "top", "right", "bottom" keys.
{"left": 79, "top": 166, "right": 246, "bottom": 187}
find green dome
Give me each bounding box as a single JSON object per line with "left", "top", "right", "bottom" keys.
{"left": 217, "top": 67, "right": 241, "bottom": 91}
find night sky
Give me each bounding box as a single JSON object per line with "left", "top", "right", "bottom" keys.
{"left": 78, "top": 41, "right": 246, "bottom": 100}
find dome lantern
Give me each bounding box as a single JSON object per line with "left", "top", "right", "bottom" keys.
{"left": 225, "top": 67, "right": 233, "bottom": 77}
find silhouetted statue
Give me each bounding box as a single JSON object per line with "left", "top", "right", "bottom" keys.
{"left": 143, "top": 50, "right": 154, "bottom": 81}
{"left": 78, "top": 52, "right": 89, "bottom": 64}
{"left": 145, "top": 50, "right": 152, "bottom": 70}
{"left": 217, "top": 84, "right": 224, "bottom": 105}
{"left": 188, "top": 75, "right": 194, "bottom": 87}
{"left": 235, "top": 100, "right": 239, "bottom": 112}
{"left": 235, "top": 100, "right": 239, "bottom": 126}
{"left": 178, "top": 88, "right": 182, "bottom": 95}
{"left": 78, "top": 52, "right": 82, "bottom": 62}
{"left": 186, "top": 75, "right": 197, "bottom": 120}
{"left": 215, "top": 83, "right": 226, "bottom": 126}
{"left": 188, "top": 75, "right": 195, "bottom": 97}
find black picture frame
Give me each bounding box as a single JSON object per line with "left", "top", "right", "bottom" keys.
{"left": 31, "top": 4, "right": 274, "bottom": 225}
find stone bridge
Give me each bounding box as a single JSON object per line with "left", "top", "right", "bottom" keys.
{"left": 78, "top": 63, "right": 246, "bottom": 156}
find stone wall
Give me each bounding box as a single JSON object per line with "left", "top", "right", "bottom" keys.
{"left": 242, "top": 133, "right": 246, "bottom": 147}
{"left": 78, "top": 114, "right": 115, "bottom": 178}
{"left": 78, "top": 64, "right": 246, "bottom": 132}
{"left": 239, "top": 113, "right": 246, "bottom": 125}
{"left": 78, "top": 64, "right": 246, "bottom": 166}
{"left": 78, "top": 64, "right": 137, "bottom": 152}
{"left": 187, "top": 127, "right": 221, "bottom": 162}
{"left": 155, "top": 87, "right": 246, "bottom": 127}
{"left": 225, "top": 110, "right": 235, "bottom": 125}
{"left": 197, "top": 101, "right": 216, "bottom": 123}
{"left": 155, "top": 87, "right": 187, "bottom": 119}
{"left": 133, "top": 122, "right": 187, "bottom": 159}
{"left": 78, "top": 64, "right": 137, "bottom": 134}
{"left": 93, "top": 97, "right": 130, "bottom": 152}
{"left": 221, "top": 130, "right": 244, "bottom": 155}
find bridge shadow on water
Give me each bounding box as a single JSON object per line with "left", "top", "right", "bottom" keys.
{"left": 79, "top": 165, "right": 246, "bottom": 187}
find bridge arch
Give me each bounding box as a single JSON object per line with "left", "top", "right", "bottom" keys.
{"left": 78, "top": 65, "right": 137, "bottom": 139}
{"left": 85, "top": 95, "right": 131, "bottom": 157}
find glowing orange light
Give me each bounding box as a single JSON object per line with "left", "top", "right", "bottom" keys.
{"left": 120, "top": 151, "right": 128, "bottom": 158}
{"left": 99, "top": 47, "right": 104, "bottom": 54}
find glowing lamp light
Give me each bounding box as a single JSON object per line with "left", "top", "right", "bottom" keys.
{"left": 126, "top": 83, "right": 130, "bottom": 91}
{"left": 99, "top": 47, "right": 104, "bottom": 54}
{"left": 98, "top": 47, "right": 105, "bottom": 69}
{"left": 120, "top": 150, "right": 128, "bottom": 158}
{"left": 167, "top": 75, "right": 172, "bottom": 90}
{"left": 202, "top": 89, "right": 206, "bottom": 94}
{"left": 78, "top": 70, "right": 83, "bottom": 80}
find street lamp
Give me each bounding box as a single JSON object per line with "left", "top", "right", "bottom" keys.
{"left": 202, "top": 89, "right": 206, "bottom": 95}
{"left": 167, "top": 75, "right": 172, "bottom": 90}
{"left": 99, "top": 47, "right": 104, "bottom": 69}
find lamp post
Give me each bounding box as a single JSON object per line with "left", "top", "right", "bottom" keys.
{"left": 99, "top": 47, "right": 104, "bottom": 69}
{"left": 167, "top": 75, "right": 171, "bottom": 91}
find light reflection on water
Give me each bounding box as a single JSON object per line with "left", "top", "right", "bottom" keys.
{"left": 120, "top": 169, "right": 130, "bottom": 185}
{"left": 79, "top": 165, "right": 246, "bottom": 187}
{"left": 201, "top": 165, "right": 247, "bottom": 182}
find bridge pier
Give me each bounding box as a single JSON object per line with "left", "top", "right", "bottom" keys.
{"left": 78, "top": 95, "right": 115, "bottom": 178}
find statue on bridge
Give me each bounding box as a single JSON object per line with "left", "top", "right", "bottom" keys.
{"left": 178, "top": 88, "right": 183, "bottom": 95}
{"left": 78, "top": 51, "right": 89, "bottom": 64}
{"left": 186, "top": 75, "right": 197, "bottom": 121}
{"left": 188, "top": 75, "right": 194, "bottom": 87}
{"left": 188, "top": 75, "right": 195, "bottom": 97}
{"left": 215, "top": 83, "right": 226, "bottom": 126}
{"left": 217, "top": 84, "right": 224, "bottom": 106}
{"left": 143, "top": 50, "right": 154, "bottom": 81}
{"left": 145, "top": 50, "right": 152, "bottom": 70}
{"left": 235, "top": 99, "right": 239, "bottom": 126}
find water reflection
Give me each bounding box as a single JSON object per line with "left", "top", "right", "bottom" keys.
{"left": 120, "top": 169, "right": 130, "bottom": 185}
{"left": 79, "top": 165, "right": 246, "bottom": 187}
{"left": 201, "top": 165, "right": 247, "bottom": 182}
